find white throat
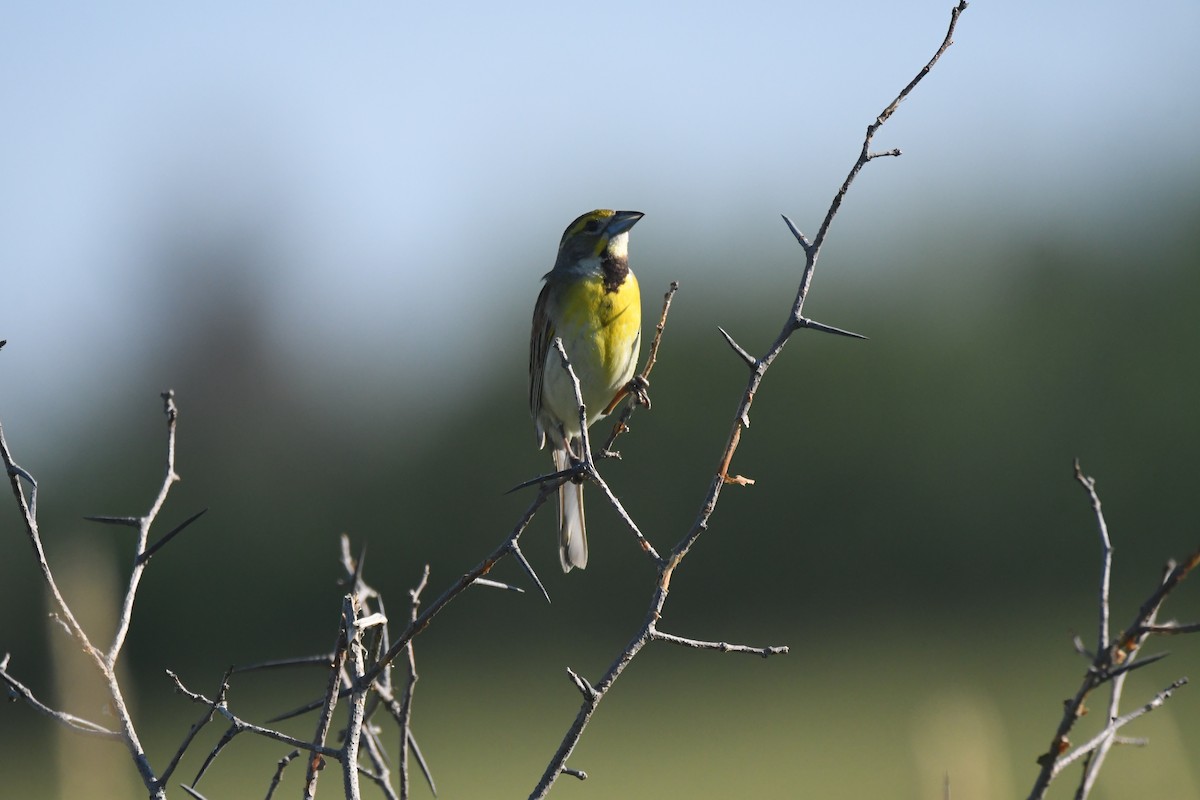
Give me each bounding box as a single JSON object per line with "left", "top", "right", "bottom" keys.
{"left": 607, "top": 231, "right": 630, "bottom": 260}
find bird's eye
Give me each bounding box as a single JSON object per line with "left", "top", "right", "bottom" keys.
{"left": 583, "top": 219, "right": 601, "bottom": 233}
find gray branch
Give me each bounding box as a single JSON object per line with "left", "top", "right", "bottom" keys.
{"left": 1026, "top": 463, "right": 1200, "bottom": 799}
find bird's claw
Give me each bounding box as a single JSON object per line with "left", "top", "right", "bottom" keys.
{"left": 628, "top": 375, "right": 651, "bottom": 411}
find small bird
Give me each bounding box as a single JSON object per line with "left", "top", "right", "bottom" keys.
{"left": 529, "top": 209, "right": 644, "bottom": 571}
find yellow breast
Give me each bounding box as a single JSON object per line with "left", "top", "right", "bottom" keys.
{"left": 546, "top": 271, "right": 642, "bottom": 428}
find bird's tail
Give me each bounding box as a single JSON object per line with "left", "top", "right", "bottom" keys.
{"left": 553, "top": 445, "right": 587, "bottom": 571}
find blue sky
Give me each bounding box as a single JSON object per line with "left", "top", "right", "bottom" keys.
{"left": 2, "top": 1, "right": 1198, "bottom": 443}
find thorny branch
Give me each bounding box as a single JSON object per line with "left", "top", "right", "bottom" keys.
{"left": 530, "top": 4, "right": 969, "bottom": 797}
{"left": 271, "top": 482, "right": 560, "bottom": 724}
{"left": 168, "top": 671, "right": 343, "bottom": 767}
{"left": 1, "top": 387, "right": 443, "bottom": 799}
{"left": 0, "top": 6, "right": 979, "bottom": 798}
{"left": 1026, "top": 462, "right": 1200, "bottom": 800}
{"left": 304, "top": 604, "right": 349, "bottom": 800}
{"left": 398, "top": 564, "right": 431, "bottom": 800}
{"left": 1, "top": 392, "right": 186, "bottom": 800}
{"left": 269, "top": 285, "right": 689, "bottom": 741}
{"left": 0, "top": 654, "right": 119, "bottom": 738}
{"left": 168, "top": 562, "right": 422, "bottom": 800}
{"left": 598, "top": 281, "right": 679, "bottom": 459}
{"left": 167, "top": 540, "right": 443, "bottom": 800}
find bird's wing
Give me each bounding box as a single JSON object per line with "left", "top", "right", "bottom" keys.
{"left": 529, "top": 279, "right": 555, "bottom": 448}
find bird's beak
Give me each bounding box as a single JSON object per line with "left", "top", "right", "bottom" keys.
{"left": 606, "top": 210, "right": 644, "bottom": 236}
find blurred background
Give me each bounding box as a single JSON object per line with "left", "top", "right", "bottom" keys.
{"left": 2, "top": 1, "right": 1199, "bottom": 797}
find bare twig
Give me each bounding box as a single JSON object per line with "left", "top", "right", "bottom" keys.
{"left": 160, "top": 668, "right": 232, "bottom": 786}
{"left": 1027, "top": 463, "right": 1200, "bottom": 800}
{"left": 2, "top": 411, "right": 100, "bottom": 662}
{"left": 1074, "top": 460, "right": 1113, "bottom": 651}
{"left": 1054, "top": 678, "right": 1188, "bottom": 778}
{"left": 272, "top": 483, "right": 558, "bottom": 725}
{"left": 171, "top": 655, "right": 415, "bottom": 796}
{"left": 264, "top": 750, "right": 303, "bottom": 800}
{"left": 109, "top": 391, "right": 181, "bottom": 666}
{"left": 305, "top": 607, "right": 351, "bottom": 800}
{"left": 799, "top": 1, "right": 968, "bottom": 260}
{"left": 1070, "top": 459, "right": 1118, "bottom": 796}
{"left": 1, "top": 392, "right": 189, "bottom": 799}
{"left": 168, "top": 671, "right": 342, "bottom": 762}
{"left": 1141, "top": 622, "right": 1200, "bottom": 635}
{"left": 399, "top": 565, "right": 431, "bottom": 800}
{"left": 169, "top": 538, "right": 439, "bottom": 798}
{"left": 0, "top": 657, "right": 119, "bottom": 738}
{"left": 599, "top": 281, "right": 679, "bottom": 458}
{"left": 359, "top": 728, "right": 399, "bottom": 800}
{"left": 650, "top": 629, "right": 790, "bottom": 658}
{"left": 342, "top": 596, "right": 368, "bottom": 800}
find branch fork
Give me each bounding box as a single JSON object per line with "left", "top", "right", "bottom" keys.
{"left": 1027, "top": 461, "right": 1200, "bottom": 799}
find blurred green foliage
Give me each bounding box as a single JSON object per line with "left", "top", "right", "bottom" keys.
{"left": 2, "top": 189, "right": 1199, "bottom": 797}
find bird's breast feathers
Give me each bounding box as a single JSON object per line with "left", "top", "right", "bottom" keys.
{"left": 556, "top": 271, "right": 640, "bottom": 365}
{"left": 542, "top": 270, "right": 641, "bottom": 427}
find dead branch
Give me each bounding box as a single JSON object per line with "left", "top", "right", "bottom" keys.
{"left": 1026, "top": 462, "right": 1200, "bottom": 799}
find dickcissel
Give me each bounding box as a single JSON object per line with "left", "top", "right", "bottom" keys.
{"left": 529, "top": 209, "right": 644, "bottom": 571}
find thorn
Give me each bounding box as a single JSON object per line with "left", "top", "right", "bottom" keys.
{"left": 795, "top": 316, "right": 869, "bottom": 340}
{"left": 1072, "top": 634, "right": 1094, "bottom": 660}
{"left": 179, "top": 783, "right": 209, "bottom": 800}
{"left": 511, "top": 543, "right": 551, "bottom": 604}
{"left": 566, "top": 667, "right": 597, "bottom": 702}
{"left": 504, "top": 466, "right": 578, "bottom": 495}
{"left": 84, "top": 515, "right": 141, "bottom": 527}
{"left": 717, "top": 326, "right": 756, "bottom": 369}
{"left": 1105, "top": 651, "right": 1170, "bottom": 680}
{"left": 780, "top": 214, "right": 811, "bottom": 250}
{"left": 138, "top": 508, "right": 208, "bottom": 564}
{"left": 406, "top": 729, "right": 439, "bottom": 796}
